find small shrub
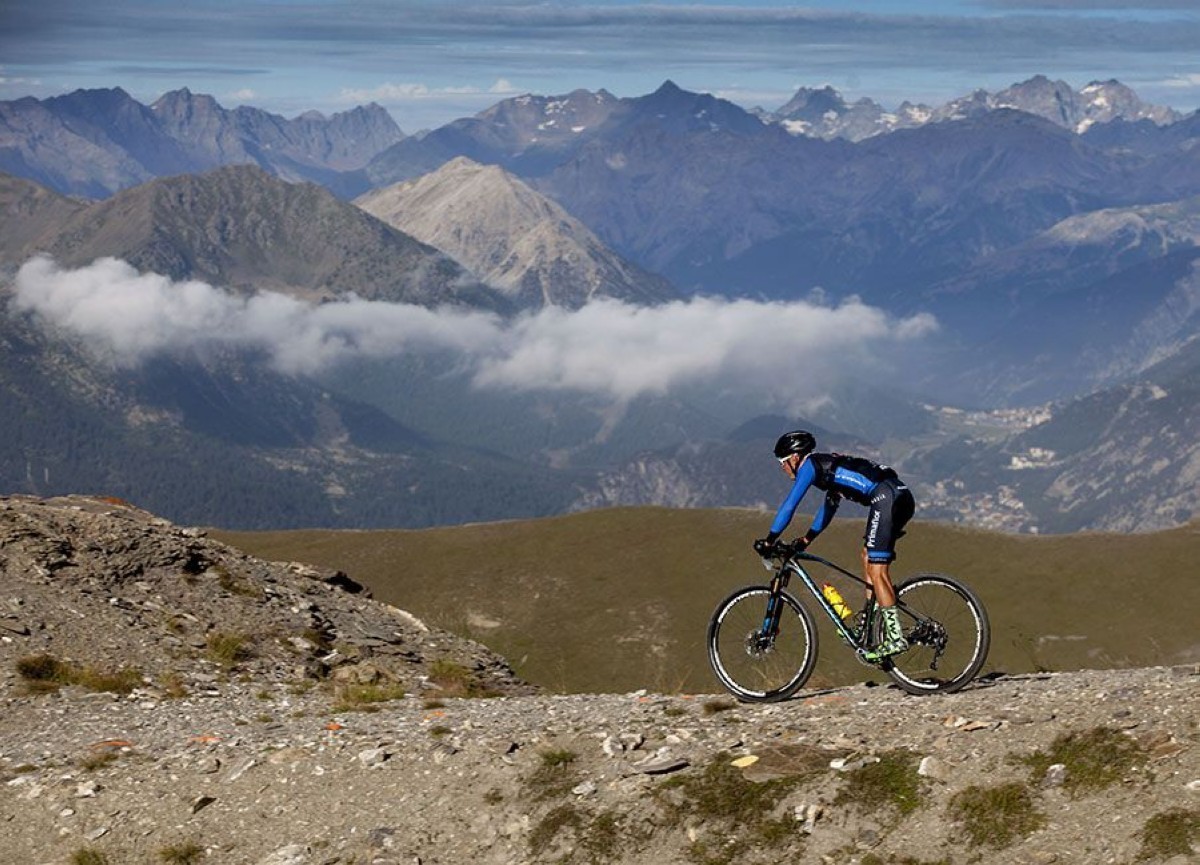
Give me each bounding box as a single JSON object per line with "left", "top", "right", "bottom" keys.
{"left": 1137, "top": 807, "right": 1199, "bottom": 860}
{"left": 205, "top": 632, "right": 254, "bottom": 668}
{"left": 948, "top": 782, "right": 1046, "bottom": 849}
{"left": 16, "top": 654, "right": 141, "bottom": 695}
{"left": 525, "top": 749, "right": 581, "bottom": 801}
{"left": 429, "top": 724, "right": 453, "bottom": 738}
{"left": 72, "top": 665, "right": 143, "bottom": 694}
{"left": 17, "top": 653, "right": 70, "bottom": 682}
{"left": 528, "top": 804, "right": 583, "bottom": 856}
{"left": 1024, "top": 726, "right": 1146, "bottom": 795}
{"left": 159, "top": 671, "right": 189, "bottom": 699}
{"left": 428, "top": 659, "right": 501, "bottom": 698}
{"left": 527, "top": 804, "right": 639, "bottom": 862}
{"left": 17, "top": 653, "right": 75, "bottom": 692}
{"left": 158, "top": 840, "right": 204, "bottom": 864}
{"left": 331, "top": 683, "right": 406, "bottom": 712}
{"left": 540, "top": 748, "right": 578, "bottom": 768}
{"left": 685, "top": 837, "right": 744, "bottom": 865}
{"left": 661, "top": 753, "right": 802, "bottom": 825}
{"left": 702, "top": 698, "right": 737, "bottom": 715}
{"left": 483, "top": 788, "right": 504, "bottom": 805}
{"left": 70, "top": 848, "right": 110, "bottom": 865}
{"left": 580, "top": 809, "right": 625, "bottom": 861}
{"left": 834, "top": 750, "right": 925, "bottom": 815}
{"left": 657, "top": 753, "right": 805, "bottom": 863}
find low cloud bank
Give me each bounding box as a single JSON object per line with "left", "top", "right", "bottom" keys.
{"left": 12, "top": 256, "right": 937, "bottom": 404}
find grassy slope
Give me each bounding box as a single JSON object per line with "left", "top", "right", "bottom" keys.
{"left": 214, "top": 508, "right": 1200, "bottom": 694}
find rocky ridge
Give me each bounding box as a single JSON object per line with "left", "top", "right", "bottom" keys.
{"left": 0, "top": 495, "right": 533, "bottom": 702}
{"left": 0, "top": 87, "right": 401, "bottom": 198}
{"left": 355, "top": 157, "right": 677, "bottom": 309}
{"left": 0, "top": 496, "right": 1197, "bottom": 865}
{"left": 2, "top": 166, "right": 501, "bottom": 309}
{"left": 771, "top": 76, "right": 1181, "bottom": 142}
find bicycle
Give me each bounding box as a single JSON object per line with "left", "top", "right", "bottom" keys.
{"left": 707, "top": 544, "right": 990, "bottom": 702}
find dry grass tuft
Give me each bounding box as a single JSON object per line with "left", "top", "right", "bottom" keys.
{"left": 1023, "top": 726, "right": 1146, "bottom": 796}
{"left": 16, "top": 653, "right": 142, "bottom": 695}
{"left": 948, "top": 782, "right": 1046, "bottom": 849}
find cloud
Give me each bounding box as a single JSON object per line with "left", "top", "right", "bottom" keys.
{"left": 11, "top": 256, "right": 499, "bottom": 374}
{"left": 338, "top": 78, "right": 519, "bottom": 106}
{"left": 11, "top": 256, "right": 937, "bottom": 405}
{"left": 0, "top": 65, "right": 41, "bottom": 88}
{"left": 474, "top": 296, "right": 936, "bottom": 402}
{"left": 1160, "top": 73, "right": 1200, "bottom": 88}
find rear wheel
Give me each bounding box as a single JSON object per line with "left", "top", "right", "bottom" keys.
{"left": 707, "top": 586, "right": 818, "bottom": 702}
{"left": 879, "top": 573, "right": 989, "bottom": 695}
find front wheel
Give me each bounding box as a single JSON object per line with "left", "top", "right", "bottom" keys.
{"left": 707, "top": 586, "right": 818, "bottom": 702}
{"left": 879, "top": 573, "right": 990, "bottom": 695}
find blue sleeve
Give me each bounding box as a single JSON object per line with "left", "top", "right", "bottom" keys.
{"left": 769, "top": 459, "right": 816, "bottom": 536}
{"left": 810, "top": 492, "right": 841, "bottom": 536}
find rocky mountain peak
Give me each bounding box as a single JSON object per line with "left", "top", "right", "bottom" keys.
{"left": 472, "top": 87, "right": 620, "bottom": 151}
{"left": 641, "top": 79, "right": 714, "bottom": 113}
{"left": 151, "top": 87, "right": 223, "bottom": 118}
{"left": 47, "top": 86, "right": 138, "bottom": 110}
{"left": 631, "top": 80, "right": 767, "bottom": 137}
{"left": 355, "top": 158, "right": 677, "bottom": 309}
{"left": 777, "top": 85, "right": 848, "bottom": 120}
{"left": 775, "top": 85, "right": 888, "bottom": 139}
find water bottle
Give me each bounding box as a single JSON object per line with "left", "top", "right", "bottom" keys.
{"left": 821, "top": 583, "right": 854, "bottom": 620}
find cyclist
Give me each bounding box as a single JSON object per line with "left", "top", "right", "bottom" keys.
{"left": 754, "top": 430, "right": 915, "bottom": 660}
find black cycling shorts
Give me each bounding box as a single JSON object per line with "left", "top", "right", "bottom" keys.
{"left": 864, "top": 479, "right": 915, "bottom": 563}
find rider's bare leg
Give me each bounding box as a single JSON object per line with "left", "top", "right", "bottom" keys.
{"left": 861, "top": 549, "right": 896, "bottom": 607}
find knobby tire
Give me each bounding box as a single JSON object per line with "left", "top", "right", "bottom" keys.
{"left": 879, "top": 573, "right": 990, "bottom": 695}
{"left": 707, "top": 586, "right": 818, "bottom": 703}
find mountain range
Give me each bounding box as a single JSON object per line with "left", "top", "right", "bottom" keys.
{"left": 0, "top": 87, "right": 401, "bottom": 198}
{"left": 1, "top": 76, "right": 1198, "bottom": 534}
{"left": 769, "top": 75, "right": 1181, "bottom": 142}
{"left": 0, "top": 166, "right": 500, "bottom": 307}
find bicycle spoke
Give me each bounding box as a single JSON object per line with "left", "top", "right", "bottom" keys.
{"left": 708, "top": 587, "right": 817, "bottom": 702}
{"left": 883, "top": 574, "right": 990, "bottom": 694}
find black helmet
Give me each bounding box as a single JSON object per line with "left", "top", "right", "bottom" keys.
{"left": 773, "top": 430, "right": 816, "bottom": 460}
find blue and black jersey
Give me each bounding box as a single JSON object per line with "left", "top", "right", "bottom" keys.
{"left": 768, "top": 452, "right": 912, "bottom": 562}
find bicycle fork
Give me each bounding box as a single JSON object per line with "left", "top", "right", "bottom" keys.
{"left": 757, "top": 572, "right": 790, "bottom": 643}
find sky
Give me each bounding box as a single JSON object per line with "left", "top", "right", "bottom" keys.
{"left": 2, "top": 1, "right": 1199, "bottom": 132}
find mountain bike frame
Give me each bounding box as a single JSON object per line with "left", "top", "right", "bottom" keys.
{"left": 760, "top": 549, "right": 881, "bottom": 663}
